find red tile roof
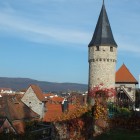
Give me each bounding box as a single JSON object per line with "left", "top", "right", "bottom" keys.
{"left": 51, "top": 97, "right": 64, "bottom": 103}
{"left": 0, "top": 94, "right": 40, "bottom": 121}
{"left": 43, "top": 102, "right": 76, "bottom": 122}
{"left": 30, "top": 85, "right": 46, "bottom": 101}
{"left": 115, "top": 64, "right": 138, "bottom": 84}
{"left": 43, "top": 103, "right": 63, "bottom": 122}
{"left": 12, "top": 121, "right": 25, "bottom": 134}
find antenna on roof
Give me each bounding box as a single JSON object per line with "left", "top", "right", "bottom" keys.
{"left": 139, "top": 75, "right": 140, "bottom": 89}
{"left": 103, "top": 0, "right": 105, "bottom": 5}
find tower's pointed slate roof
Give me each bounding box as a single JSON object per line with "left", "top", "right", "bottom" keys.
{"left": 115, "top": 64, "right": 138, "bottom": 84}
{"left": 88, "top": 3, "right": 117, "bottom": 47}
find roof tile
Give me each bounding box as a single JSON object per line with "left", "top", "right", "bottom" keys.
{"left": 89, "top": 3, "right": 117, "bottom": 47}
{"left": 12, "top": 121, "right": 25, "bottom": 134}
{"left": 43, "top": 102, "right": 76, "bottom": 122}
{"left": 30, "top": 85, "right": 46, "bottom": 101}
{"left": 115, "top": 64, "right": 138, "bottom": 84}
{"left": 0, "top": 94, "right": 40, "bottom": 121}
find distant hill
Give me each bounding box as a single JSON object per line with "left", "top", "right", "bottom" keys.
{"left": 0, "top": 77, "right": 88, "bottom": 92}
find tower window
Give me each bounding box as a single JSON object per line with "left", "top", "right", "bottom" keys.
{"left": 96, "top": 46, "right": 100, "bottom": 51}
{"left": 110, "top": 47, "right": 113, "bottom": 52}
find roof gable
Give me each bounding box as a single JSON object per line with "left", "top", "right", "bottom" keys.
{"left": 115, "top": 64, "right": 138, "bottom": 84}
{"left": 0, "top": 117, "right": 16, "bottom": 133}
{"left": 29, "top": 85, "right": 45, "bottom": 102}
{"left": 0, "top": 117, "right": 6, "bottom": 127}
{"left": 117, "top": 88, "right": 133, "bottom": 102}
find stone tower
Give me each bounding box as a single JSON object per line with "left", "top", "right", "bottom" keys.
{"left": 88, "top": 2, "right": 117, "bottom": 90}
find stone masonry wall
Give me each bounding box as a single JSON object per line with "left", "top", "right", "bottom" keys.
{"left": 88, "top": 46, "right": 117, "bottom": 90}
{"left": 21, "top": 87, "right": 44, "bottom": 118}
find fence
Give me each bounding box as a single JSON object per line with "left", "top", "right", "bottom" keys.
{"left": 30, "top": 123, "right": 52, "bottom": 140}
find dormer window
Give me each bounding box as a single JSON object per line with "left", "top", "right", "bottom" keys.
{"left": 96, "top": 46, "right": 99, "bottom": 51}
{"left": 110, "top": 46, "right": 113, "bottom": 52}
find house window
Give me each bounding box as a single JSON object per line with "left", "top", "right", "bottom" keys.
{"left": 96, "top": 46, "right": 99, "bottom": 51}
{"left": 110, "top": 47, "right": 113, "bottom": 52}
{"left": 39, "top": 103, "right": 42, "bottom": 105}
{"left": 29, "top": 102, "right": 31, "bottom": 104}
{"left": 4, "top": 128, "right": 9, "bottom": 134}
{"left": 128, "top": 88, "right": 132, "bottom": 92}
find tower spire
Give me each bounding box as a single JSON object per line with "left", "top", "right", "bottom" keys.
{"left": 88, "top": 1, "right": 117, "bottom": 47}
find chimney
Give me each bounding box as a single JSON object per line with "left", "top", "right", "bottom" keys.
{"left": 62, "top": 99, "right": 68, "bottom": 112}
{"left": 83, "top": 95, "right": 87, "bottom": 105}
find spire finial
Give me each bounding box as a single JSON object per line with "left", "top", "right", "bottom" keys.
{"left": 103, "top": 0, "right": 105, "bottom": 5}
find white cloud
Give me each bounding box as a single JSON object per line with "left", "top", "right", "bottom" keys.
{"left": 118, "top": 43, "right": 140, "bottom": 56}
{"left": 0, "top": 11, "right": 91, "bottom": 46}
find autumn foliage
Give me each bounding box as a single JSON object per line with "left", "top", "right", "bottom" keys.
{"left": 88, "top": 84, "right": 116, "bottom": 136}
{"left": 88, "top": 83, "right": 116, "bottom": 98}
{"left": 53, "top": 84, "right": 116, "bottom": 139}
{"left": 54, "top": 99, "right": 93, "bottom": 139}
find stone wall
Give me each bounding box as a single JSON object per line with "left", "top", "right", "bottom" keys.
{"left": 21, "top": 87, "right": 44, "bottom": 118}
{"left": 52, "top": 119, "right": 94, "bottom": 140}
{"left": 88, "top": 46, "right": 117, "bottom": 90}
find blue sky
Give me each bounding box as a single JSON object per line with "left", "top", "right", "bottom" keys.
{"left": 0, "top": 0, "right": 140, "bottom": 84}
